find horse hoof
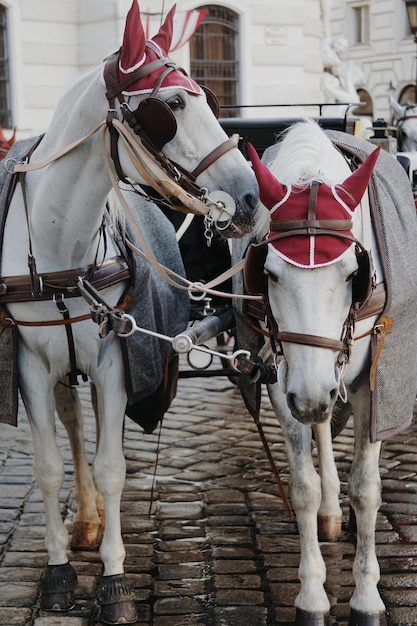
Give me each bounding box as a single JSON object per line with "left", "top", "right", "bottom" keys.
{"left": 348, "top": 608, "right": 386, "bottom": 626}
{"left": 96, "top": 574, "right": 137, "bottom": 624}
{"left": 318, "top": 514, "right": 342, "bottom": 542}
{"left": 71, "top": 520, "right": 103, "bottom": 550}
{"left": 39, "top": 562, "right": 78, "bottom": 611}
{"left": 295, "top": 607, "right": 330, "bottom": 625}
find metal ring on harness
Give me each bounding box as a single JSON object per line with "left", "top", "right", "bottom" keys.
{"left": 188, "top": 282, "right": 207, "bottom": 301}
{"left": 4, "top": 157, "right": 17, "bottom": 174}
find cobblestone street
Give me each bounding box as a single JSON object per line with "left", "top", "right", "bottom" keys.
{"left": 0, "top": 361, "right": 417, "bottom": 625}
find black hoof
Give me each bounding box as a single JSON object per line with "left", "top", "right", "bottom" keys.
{"left": 96, "top": 574, "right": 137, "bottom": 625}
{"left": 295, "top": 607, "right": 330, "bottom": 625}
{"left": 348, "top": 608, "right": 386, "bottom": 626}
{"left": 39, "top": 562, "right": 78, "bottom": 611}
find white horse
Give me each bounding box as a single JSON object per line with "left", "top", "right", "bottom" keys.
{"left": 0, "top": 2, "right": 258, "bottom": 623}
{"left": 236, "top": 120, "right": 417, "bottom": 625}
{"left": 390, "top": 95, "right": 417, "bottom": 152}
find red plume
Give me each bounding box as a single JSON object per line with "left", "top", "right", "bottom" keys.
{"left": 339, "top": 146, "right": 380, "bottom": 209}
{"left": 247, "top": 142, "right": 288, "bottom": 210}
{"left": 152, "top": 4, "right": 176, "bottom": 53}
{"left": 119, "top": 0, "right": 146, "bottom": 74}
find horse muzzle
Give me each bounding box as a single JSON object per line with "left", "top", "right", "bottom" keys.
{"left": 214, "top": 188, "right": 259, "bottom": 238}
{"left": 286, "top": 392, "right": 334, "bottom": 425}
{"left": 280, "top": 361, "right": 339, "bottom": 425}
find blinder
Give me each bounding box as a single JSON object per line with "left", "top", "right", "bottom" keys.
{"left": 352, "top": 243, "right": 373, "bottom": 307}
{"left": 201, "top": 85, "right": 220, "bottom": 119}
{"left": 120, "top": 85, "right": 220, "bottom": 152}
{"left": 128, "top": 97, "right": 177, "bottom": 152}
{"left": 243, "top": 241, "right": 268, "bottom": 297}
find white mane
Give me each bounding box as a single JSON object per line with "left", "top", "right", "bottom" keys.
{"left": 267, "top": 120, "right": 342, "bottom": 187}
{"left": 252, "top": 119, "right": 351, "bottom": 240}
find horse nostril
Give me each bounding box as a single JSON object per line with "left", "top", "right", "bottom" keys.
{"left": 243, "top": 191, "right": 258, "bottom": 212}
{"left": 329, "top": 386, "right": 338, "bottom": 405}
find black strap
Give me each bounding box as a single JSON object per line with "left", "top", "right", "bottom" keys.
{"left": 55, "top": 296, "right": 87, "bottom": 386}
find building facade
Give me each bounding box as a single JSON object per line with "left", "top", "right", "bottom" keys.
{"left": 327, "top": 0, "right": 416, "bottom": 123}
{"left": 0, "top": 0, "right": 413, "bottom": 137}
{"left": 1, "top": 0, "right": 325, "bottom": 137}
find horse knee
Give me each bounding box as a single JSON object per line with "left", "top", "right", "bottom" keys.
{"left": 290, "top": 469, "right": 321, "bottom": 513}
{"left": 349, "top": 476, "right": 381, "bottom": 515}
{"left": 34, "top": 455, "right": 65, "bottom": 495}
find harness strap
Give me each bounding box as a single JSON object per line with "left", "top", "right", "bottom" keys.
{"left": 275, "top": 331, "right": 344, "bottom": 351}
{"left": 254, "top": 415, "right": 293, "bottom": 519}
{"left": 308, "top": 180, "right": 319, "bottom": 227}
{"left": 0, "top": 256, "right": 130, "bottom": 303}
{"left": 0, "top": 293, "right": 133, "bottom": 329}
{"left": 191, "top": 139, "right": 237, "bottom": 178}
{"left": 270, "top": 219, "right": 353, "bottom": 232}
{"left": 397, "top": 114, "right": 417, "bottom": 123}
{"left": 55, "top": 296, "right": 85, "bottom": 386}
{"left": 13, "top": 123, "right": 106, "bottom": 173}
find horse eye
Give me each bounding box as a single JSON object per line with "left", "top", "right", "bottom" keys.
{"left": 267, "top": 271, "right": 278, "bottom": 284}
{"left": 167, "top": 96, "right": 184, "bottom": 111}
{"left": 346, "top": 271, "right": 357, "bottom": 284}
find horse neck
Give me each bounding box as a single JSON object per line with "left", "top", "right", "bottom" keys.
{"left": 402, "top": 133, "right": 417, "bottom": 152}
{"left": 28, "top": 67, "right": 115, "bottom": 269}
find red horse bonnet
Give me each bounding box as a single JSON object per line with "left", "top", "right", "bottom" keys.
{"left": 247, "top": 143, "right": 380, "bottom": 268}
{"left": 113, "top": 1, "right": 202, "bottom": 96}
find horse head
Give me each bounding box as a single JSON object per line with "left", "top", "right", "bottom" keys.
{"left": 103, "top": 0, "right": 258, "bottom": 237}
{"left": 390, "top": 95, "right": 417, "bottom": 152}
{"left": 247, "top": 135, "right": 379, "bottom": 425}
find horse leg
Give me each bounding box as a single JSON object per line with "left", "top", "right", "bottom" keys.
{"left": 91, "top": 378, "right": 137, "bottom": 625}
{"left": 268, "top": 386, "right": 330, "bottom": 624}
{"left": 20, "top": 375, "right": 78, "bottom": 611}
{"left": 348, "top": 387, "right": 385, "bottom": 624}
{"left": 54, "top": 383, "right": 104, "bottom": 550}
{"left": 314, "top": 421, "right": 343, "bottom": 542}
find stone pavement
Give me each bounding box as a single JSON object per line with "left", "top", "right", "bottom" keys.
{"left": 0, "top": 360, "right": 417, "bottom": 626}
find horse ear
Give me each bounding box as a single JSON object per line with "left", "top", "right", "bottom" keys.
{"left": 120, "top": 0, "right": 146, "bottom": 73}
{"left": 389, "top": 95, "right": 405, "bottom": 118}
{"left": 152, "top": 4, "right": 176, "bottom": 53}
{"left": 339, "top": 146, "right": 381, "bottom": 209}
{"left": 247, "top": 142, "right": 288, "bottom": 210}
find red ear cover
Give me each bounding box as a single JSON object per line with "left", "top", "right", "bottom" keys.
{"left": 120, "top": 1, "right": 146, "bottom": 73}
{"left": 152, "top": 4, "right": 176, "bottom": 53}
{"left": 338, "top": 146, "right": 381, "bottom": 209}
{"left": 248, "top": 142, "right": 380, "bottom": 213}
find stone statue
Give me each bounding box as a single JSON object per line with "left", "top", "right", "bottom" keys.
{"left": 319, "top": 0, "right": 363, "bottom": 105}
{"left": 320, "top": 36, "right": 363, "bottom": 104}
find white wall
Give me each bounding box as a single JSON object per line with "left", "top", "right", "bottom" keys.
{"left": 8, "top": 0, "right": 326, "bottom": 136}
{"left": 328, "top": 0, "right": 416, "bottom": 120}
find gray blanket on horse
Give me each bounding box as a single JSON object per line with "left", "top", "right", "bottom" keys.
{"left": 0, "top": 137, "right": 189, "bottom": 432}
{"left": 121, "top": 198, "right": 189, "bottom": 432}
{"left": 233, "top": 131, "right": 417, "bottom": 442}
{"left": 0, "top": 138, "right": 36, "bottom": 426}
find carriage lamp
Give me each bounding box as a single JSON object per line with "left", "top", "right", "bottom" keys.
{"left": 369, "top": 118, "right": 397, "bottom": 154}
{"left": 405, "top": 0, "right": 417, "bottom": 101}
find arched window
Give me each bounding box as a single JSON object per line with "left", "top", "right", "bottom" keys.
{"left": 0, "top": 4, "right": 11, "bottom": 127}
{"left": 399, "top": 84, "right": 416, "bottom": 104}
{"left": 352, "top": 88, "right": 373, "bottom": 117}
{"left": 190, "top": 5, "right": 239, "bottom": 118}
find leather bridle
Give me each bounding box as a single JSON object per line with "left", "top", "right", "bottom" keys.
{"left": 103, "top": 42, "right": 237, "bottom": 210}
{"left": 244, "top": 181, "right": 376, "bottom": 370}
